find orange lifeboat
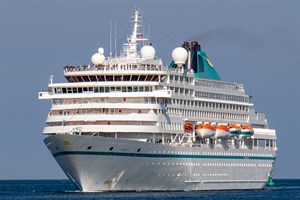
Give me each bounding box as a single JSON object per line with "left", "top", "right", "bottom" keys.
{"left": 215, "top": 124, "right": 230, "bottom": 138}
{"left": 229, "top": 124, "right": 241, "bottom": 137}
{"left": 199, "top": 123, "right": 216, "bottom": 138}
{"left": 184, "top": 121, "right": 193, "bottom": 133}
{"left": 240, "top": 125, "right": 254, "bottom": 138}
{"left": 195, "top": 124, "right": 202, "bottom": 136}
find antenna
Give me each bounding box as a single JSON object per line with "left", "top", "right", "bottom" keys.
{"left": 109, "top": 20, "right": 112, "bottom": 58}
{"left": 114, "top": 21, "right": 117, "bottom": 57}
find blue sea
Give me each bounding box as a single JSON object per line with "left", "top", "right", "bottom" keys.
{"left": 0, "top": 179, "right": 299, "bottom": 200}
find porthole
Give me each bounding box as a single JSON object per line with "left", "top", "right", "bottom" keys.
{"left": 87, "top": 146, "right": 92, "bottom": 150}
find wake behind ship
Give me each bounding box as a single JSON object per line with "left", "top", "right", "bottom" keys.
{"left": 39, "top": 9, "right": 277, "bottom": 192}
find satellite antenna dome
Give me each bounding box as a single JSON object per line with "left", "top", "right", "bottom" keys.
{"left": 91, "top": 53, "right": 105, "bottom": 65}
{"left": 172, "top": 47, "right": 188, "bottom": 67}
{"left": 98, "top": 47, "right": 104, "bottom": 55}
{"left": 141, "top": 45, "right": 156, "bottom": 59}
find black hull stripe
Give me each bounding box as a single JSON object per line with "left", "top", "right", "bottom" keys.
{"left": 53, "top": 151, "right": 275, "bottom": 160}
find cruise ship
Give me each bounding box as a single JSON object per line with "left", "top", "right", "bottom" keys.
{"left": 39, "top": 9, "right": 277, "bottom": 192}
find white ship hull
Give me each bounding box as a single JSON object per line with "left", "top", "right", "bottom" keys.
{"left": 45, "top": 135, "right": 276, "bottom": 192}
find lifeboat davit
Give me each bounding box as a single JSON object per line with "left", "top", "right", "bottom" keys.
{"left": 184, "top": 121, "right": 193, "bottom": 133}
{"left": 215, "top": 124, "right": 230, "bottom": 138}
{"left": 229, "top": 124, "right": 241, "bottom": 137}
{"left": 240, "top": 125, "right": 254, "bottom": 138}
{"left": 196, "top": 123, "right": 215, "bottom": 138}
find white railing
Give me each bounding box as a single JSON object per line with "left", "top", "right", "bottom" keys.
{"left": 64, "top": 64, "right": 165, "bottom": 73}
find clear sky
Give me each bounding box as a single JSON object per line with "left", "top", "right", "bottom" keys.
{"left": 0, "top": 0, "right": 299, "bottom": 179}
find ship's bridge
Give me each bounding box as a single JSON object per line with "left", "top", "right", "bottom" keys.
{"left": 63, "top": 61, "right": 166, "bottom": 83}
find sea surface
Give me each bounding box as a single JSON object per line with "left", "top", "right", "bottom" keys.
{"left": 0, "top": 179, "right": 299, "bottom": 200}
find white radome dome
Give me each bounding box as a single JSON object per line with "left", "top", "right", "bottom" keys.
{"left": 98, "top": 47, "right": 104, "bottom": 55}
{"left": 91, "top": 53, "right": 105, "bottom": 65}
{"left": 141, "top": 45, "right": 156, "bottom": 59}
{"left": 172, "top": 47, "right": 188, "bottom": 65}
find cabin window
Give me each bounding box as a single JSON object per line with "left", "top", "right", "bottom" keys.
{"left": 132, "top": 75, "right": 139, "bottom": 81}
{"left": 90, "top": 76, "right": 97, "bottom": 82}
{"left": 87, "top": 146, "right": 92, "bottom": 150}
{"left": 128, "top": 87, "right": 132, "bottom": 92}
{"left": 76, "top": 76, "right": 83, "bottom": 82}
{"left": 109, "top": 147, "right": 113, "bottom": 151}
{"left": 78, "top": 87, "right": 83, "bottom": 93}
{"left": 114, "top": 76, "right": 122, "bottom": 81}
{"left": 97, "top": 76, "right": 105, "bottom": 81}
{"left": 139, "top": 75, "right": 146, "bottom": 81}
{"left": 83, "top": 76, "right": 90, "bottom": 82}
{"left": 123, "top": 75, "right": 131, "bottom": 81}
{"left": 153, "top": 75, "right": 159, "bottom": 81}
{"left": 146, "top": 75, "right": 153, "bottom": 81}
{"left": 106, "top": 76, "right": 113, "bottom": 81}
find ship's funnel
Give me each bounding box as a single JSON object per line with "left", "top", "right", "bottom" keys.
{"left": 180, "top": 41, "right": 221, "bottom": 80}
{"left": 190, "top": 41, "right": 202, "bottom": 73}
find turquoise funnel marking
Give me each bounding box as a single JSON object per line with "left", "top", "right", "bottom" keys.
{"left": 194, "top": 51, "right": 221, "bottom": 80}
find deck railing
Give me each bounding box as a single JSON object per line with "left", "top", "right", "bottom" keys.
{"left": 63, "top": 64, "right": 165, "bottom": 73}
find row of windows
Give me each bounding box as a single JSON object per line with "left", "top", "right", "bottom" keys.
{"left": 53, "top": 86, "right": 154, "bottom": 94}
{"left": 149, "top": 150, "right": 273, "bottom": 158}
{"left": 171, "top": 99, "right": 249, "bottom": 112}
{"left": 203, "top": 163, "right": 257, "bottom": 167}
{"left": 258, "top": 164, "right": 273, "bottom": 167}
{"left": 202, "top": 151, "right": 273, "bottom": 157}
{"left": 157, "top": 173, "right": 228, "bottom": 177}
{"left": 169, "top": 87, "right": 194, "bottom": 96}
{"left": 195, "top": 91, "right": 250, "bottom": 103}
{"left": 51, "top": 96, "right": 248, "bottom": 116}
{"left": 166, "top": 108, "right": 248, "bottom": 121}
{"left": 49, "top": 107, "right": 247, "bottom": 125}
{"left": 46, "top": 121, "right": 152, "bottom": 127}
{"left": 53, "top": 97, "right": 154, "bottom": 105}
{"left": 65, "top": 75, "right": 160, "bottom": 82}
{"left": 161, "top": 123, "right": 182, "bottom": 131}
{"left": 49, "top": 108, "right": 147, "bottom": 116}
{"left": 195, "top": 79, "right": 243, "bottom": 91}
{"left": 202, "top": 174, "right": 229, "bottom": 177}
{"left": 169, "top": 75, "right": 193, "bottom": 83}
{"left": 144, "top": 161, "right": 272, "bottom": 168}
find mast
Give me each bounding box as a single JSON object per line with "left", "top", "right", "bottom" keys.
{"left": 124, "top": 9, "right": 147, "bottom": 59}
